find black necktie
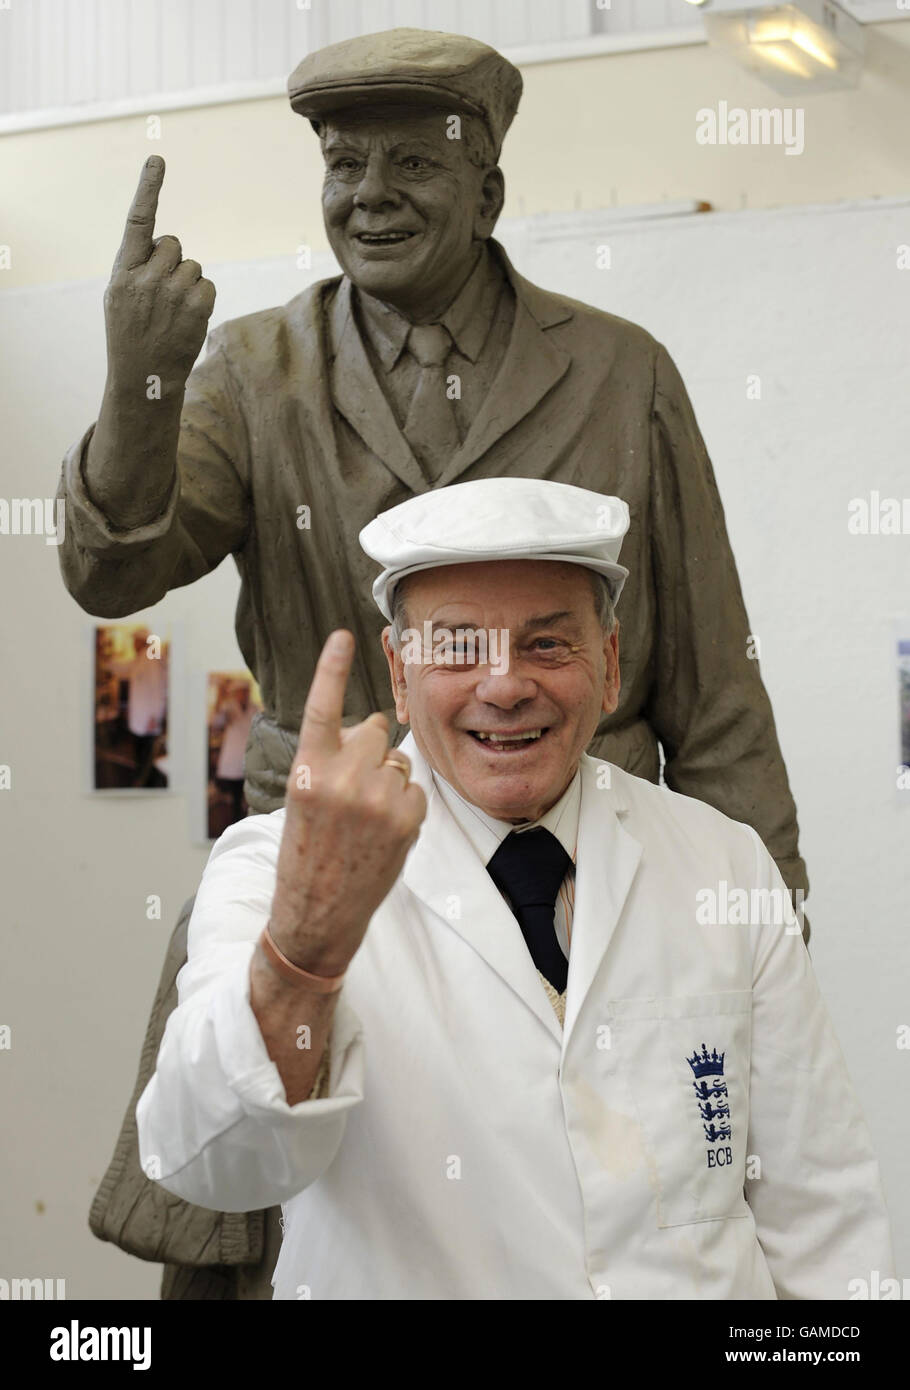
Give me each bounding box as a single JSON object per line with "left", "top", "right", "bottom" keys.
{"left": 486, "top": 828, "right": 571, "bottom": 993}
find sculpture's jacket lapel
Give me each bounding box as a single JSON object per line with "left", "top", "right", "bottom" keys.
{"left": 328, "top": 278, "right": 428, "bottom": 495}
{"left": 433, "top": 241, "right": 575, "bottom": 486}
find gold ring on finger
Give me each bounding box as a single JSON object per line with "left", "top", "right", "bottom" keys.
{"left": 382, "top": 753, "right": 410, "bottom": 786}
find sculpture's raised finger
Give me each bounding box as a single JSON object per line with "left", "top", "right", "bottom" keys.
{"left": 113, "top": 156, "right": 165, "bottom": 271}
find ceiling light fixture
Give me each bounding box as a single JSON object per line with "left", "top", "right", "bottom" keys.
{"left": 702, "top": 0, "right": 865, "bottom": 94}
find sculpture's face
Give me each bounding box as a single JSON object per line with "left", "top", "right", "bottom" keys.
{"left": 382, "top": 560, "right": 621, "bottom": 825}
{"left": 320, "top": 107, "right": 502, "bottom": 319}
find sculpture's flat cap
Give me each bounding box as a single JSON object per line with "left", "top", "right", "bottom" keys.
{"left": 288, "top": 27, "right": 522, "bottom": 157}
{"left": 360, "top": 478, "right": 631, "bottom": 621}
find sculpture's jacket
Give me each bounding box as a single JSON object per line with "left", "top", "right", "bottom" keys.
{"left": 56, "top": 238, "right": 807, "bottom": 898}
{"left": 136, "top": 735, "right": 891, "bottom": 1300}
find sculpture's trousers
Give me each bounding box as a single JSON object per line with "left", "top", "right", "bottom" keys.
{"left": 89, "top": 896, "right": 279, "bottom": 1299}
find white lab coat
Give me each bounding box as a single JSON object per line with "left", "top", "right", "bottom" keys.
{"left": 136, "top": 733, "right": 893, "bottom": 1300}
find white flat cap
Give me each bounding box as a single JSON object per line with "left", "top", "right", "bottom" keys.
{"left": 359, "top": 477, "right": 630, "bottom": 621}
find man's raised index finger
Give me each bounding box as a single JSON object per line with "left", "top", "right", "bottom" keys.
{"left": 300, "top": 630, "right": 355, "bottom": 750}
{"left": 114, "top": 156, "right": 165, "bottom": 270}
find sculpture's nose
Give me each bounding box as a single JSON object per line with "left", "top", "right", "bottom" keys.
{"left": 352, "top": 153, "right": 401, "bottom": 212}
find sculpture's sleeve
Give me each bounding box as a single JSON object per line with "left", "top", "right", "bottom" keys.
{"left": 54, "top": 325, "right": 251, "bottom": 618}
{"left": 645, "top": 342, "right": 809, "bottom": 903}
{"left": 136, "top": 814, "right": 365, "bottom": 1213}
{"left": 743, "top": 825, "right": 894, "bottom": 1297}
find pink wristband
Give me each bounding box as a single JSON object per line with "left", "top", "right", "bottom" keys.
{"left": 258, "top": 923, "right": 346, "bottom": 994}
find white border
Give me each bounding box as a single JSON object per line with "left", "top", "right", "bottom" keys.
{"left": 186, "top": 666, "right": 210, "bottom": 845}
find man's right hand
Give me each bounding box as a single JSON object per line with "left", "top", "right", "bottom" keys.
{"left": 104, "top": 155, "right": 216, "bottom": 388}
{"left": 268, "top": 630, "right": 427, "bottom": 979}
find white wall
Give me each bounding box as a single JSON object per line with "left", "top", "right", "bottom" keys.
{"left": 3, "top": 22, "right": 910, "bottom": 289}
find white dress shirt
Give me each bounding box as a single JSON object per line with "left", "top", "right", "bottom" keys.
{"left": 432, "top": 767, "right": 580, "bottom": 961}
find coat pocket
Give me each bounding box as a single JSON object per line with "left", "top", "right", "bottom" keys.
{"left": 608, "top": 991, "right": 753, "bottom": 1229}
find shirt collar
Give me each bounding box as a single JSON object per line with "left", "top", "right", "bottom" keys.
{"left": 432, "top": 765, "right": 581, "bottom": 869}
{"left": 353, "top": 242, "right": 505, "bottom": 371}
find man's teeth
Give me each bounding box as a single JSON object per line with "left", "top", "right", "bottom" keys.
{"left": 358, "top": 232, "right": 412, "bottom": 242}
{"left": 474, "top": 730, "right": 543, "bottom": 742}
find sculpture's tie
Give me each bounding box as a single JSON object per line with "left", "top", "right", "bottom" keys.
{"left": 486, "top": 828, "right": 572, "bottom": 994}
{"left": 403, "top": 323, "right": 461, "bottom": 483}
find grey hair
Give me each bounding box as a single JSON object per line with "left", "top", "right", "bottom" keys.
{"left": 387, "top": 581, "right": 411, "bottom": 651}
{"left": 588, "top": 570, "right": 618, "bottom": 637}
{"left": 387, "top": 567, "right": 616, "bottom": 650}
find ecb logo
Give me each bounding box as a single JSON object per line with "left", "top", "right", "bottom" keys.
{"left": 687, "top": 1043, "right": 733, "bottom": 1170}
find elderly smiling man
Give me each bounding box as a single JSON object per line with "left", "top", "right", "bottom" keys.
{"left": 137, "top": 478, "right": 891, "bottom": 1301}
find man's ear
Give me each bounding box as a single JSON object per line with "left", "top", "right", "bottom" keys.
{"left": 474, "top": 166, "right": 505, "bottom": 239}
{"left": 601, "top": 622, "right": 621, "bottom": 717}
{"left": 382, "top": 627, "right": 410, "bottom": 725}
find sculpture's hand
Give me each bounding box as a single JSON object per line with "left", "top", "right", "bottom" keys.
{"left": 104, "top": 156, "right": 216, "bottom": 391}
{"left": 79, "top": 156, "right": 218, "bottom": 528}
{"left": 269, "top": 630, "right": 427, "bottom": 977}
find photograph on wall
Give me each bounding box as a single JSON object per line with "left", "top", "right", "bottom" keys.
{"left": 898, "top": 637, "right": 910, "bottom": 772}
{"left": 206, "top": 670, "right": 262, "bottom": 838}
{"left": 92, "top": 623, "right": 170, "bottom": 791}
